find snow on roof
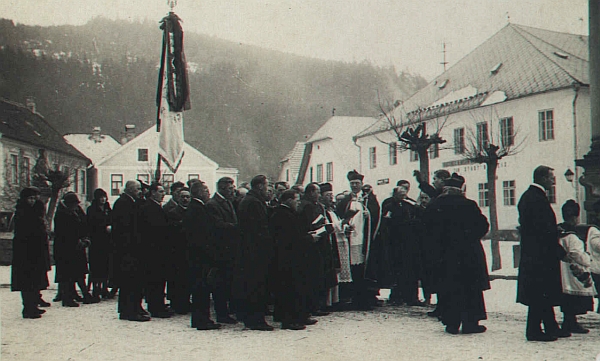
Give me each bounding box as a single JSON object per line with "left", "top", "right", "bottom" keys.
{"left": 63, "top": 133, "right": 121, "bottom": 165}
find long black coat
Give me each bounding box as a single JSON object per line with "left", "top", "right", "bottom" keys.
{"left": 270, "top": 205, "right": 316, "bottom": 304}
{"left": 182, "top": 198, "right": 213, "bottom": 274}
{"left": 11, "top": 200, "right": 50, "bottom": 292}
{"left": 166, "top": 203, "right": 188, "bottom": 283}
{"left": 232, "top": 190, "right": 274, "bottom": 305}
{"left": 517, "top": 185, "right": 566, "bottom": 306}
{"left": 87, "top": 201, "right": 112, "bottom": 280}
{"left": 53, "top": 202, "right": 89, "bottom": 283}
{"left": 205, "top": 193, "right": 239, "bottom": 267}
{"left": 422, "top": 193, "right": 490, "bottom": 294}
{"left": 111, "top": 193, "right": 141, "bottom": 285}
{"left": 138, "top": 199, "right": 170, "bottom": 282}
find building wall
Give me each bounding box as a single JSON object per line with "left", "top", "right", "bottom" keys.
{"left": 356, "top": 87, "right": 589, "bottom": 230}
{"left": 303, "top": 138, "right": 361, "bottom": 195}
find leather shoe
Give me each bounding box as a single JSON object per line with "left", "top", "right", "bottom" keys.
{"left": 302, "top": 318, "right": 318, "bottom": 326}
{"left": 526, "top": 332, "right": 558, "bottom": 342}
{"left": 562, "top": 323, "right": 589, "bottom": 334}
{"left": 546, "top": 328, "right": 571, "bottom": 338}
{"left": 312, "top": 310, "right": 330, "bottom": 316}
{"left": 120, "top": 313, "right": 151, "bottom": 322}
{"left": 462, "top": 325, "right": 487, "bottom": 334}
{"left": 38, "top": 298, "right": 51, "bottom": 307}
{"left": 445, "top": 326, "right": 459, "bottom": 335}
{"left": 22, "top": 312, "right": 42, "bottom": 319}
{"left": 151, "top": 311, "right": 172, "bottom": 319}
{"left": 196, "top": 323, "right": 222, "bottom": 330}
{"left": 217, "top": 316, "right": 238, "bottom": 324}
{"left": 62, "top": 299, "right": 79, "bottom": 307}
{"left": 248, "top": 323, "right": 274, "bottom": 331}
{"left": 35, "top": 308, "right": 46, "bottom": 315}
{"left": 282, "top": 323, "right": 306, "bottom": 330}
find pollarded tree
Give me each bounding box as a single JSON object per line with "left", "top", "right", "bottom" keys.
{"left": 31, "top": 149, "right": 73, "bottom": 226}
{"left": 462, "top": 108, "right": 525, "bottom": 271}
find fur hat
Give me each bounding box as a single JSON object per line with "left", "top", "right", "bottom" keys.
{"left": 444, "top": 173, "right": 465, "bottom": 188}
{"left": 319, "top": 182, "right": 333, "bottom": 194}
{"left": 347, "top": 170, "right": 364, "bottom": 182}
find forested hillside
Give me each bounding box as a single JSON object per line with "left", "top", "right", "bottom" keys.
{"left": 0, "top": 17, "right": 427, "bottom": 179}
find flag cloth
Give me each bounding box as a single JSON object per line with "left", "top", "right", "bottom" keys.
{"left": 157, "top": 12, "right": 190, "bottom": 173}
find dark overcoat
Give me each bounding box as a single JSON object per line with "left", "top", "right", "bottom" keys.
{"left": 86, "top": 201, "right": 112, "bottom": 280}
{"left": 205, "top": 193, "right": 239, "bottom": 267}
{"left": 516, "top": 185, "right": 566, "bottom": 306}
{"left": 138, "top": 199, "right": 170, "bottom": 281}
{"left": 166, "top": 203, "right": 188, "bottom": 283}
{"left": 111, "top": 193, "right": 141, "bottom": 285}
{"left": 53, "top": 202, "right": 89, "bottom": 282}
{"left": 422, "top": 193, "right": 490, "bottom": 294}
{"left": 11, "top": 200, "right": 50, "bottom": 292}
{"left": 232, "top": 190, "right": 274, "bottom": 305}
{"left": 183, "top": 198, "right": 213, "bottom": 269}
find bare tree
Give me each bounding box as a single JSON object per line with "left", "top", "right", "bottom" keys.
{"left": 462, "top": 107, "right": 526, "bottom": 271}
{"left": 376, "top": 93, "right": 448, "bottom": 182}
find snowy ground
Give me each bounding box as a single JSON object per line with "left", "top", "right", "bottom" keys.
{"left": 2, "top": 267, "right": 600, "bottom": 361}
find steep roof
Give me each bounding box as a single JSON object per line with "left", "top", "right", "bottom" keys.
{"left": 309, "top": 116, "right": 376, "bottom": 143}
{"left": 356, "top": 24, "right": 588, "bottom": 139}
{"left": 0, "top": 98, "right": 89, "bottom": 161}
{"left": 63, "top": 133, "right": 122, "bottom": 165}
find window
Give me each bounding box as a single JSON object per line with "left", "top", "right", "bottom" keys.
{"left": 409, "top": 150, "right": 419, "bottom": 162}
{"left": 547, "top": 176, "right": 557, "bottom": 204}
{"left": 326, "top": 162, "right": 333, "bottom": 182}
{"left": 500, "top": 117, "right": 514, "bottom": 147}
{"left": 10, "top": 154, "right": 18, "bottom": 184}
{"left": 389, "top": 142, "right": 398, "bottom": 165}
{"left": 162, "top": 174, "right": 174, "bottom": 195}
{"left": 286, "top": 169, "right": 290, "bottom": 182}
{"left": 316, "top": 164, "right": 323, "bottom": 183}
{"left": 188, "top": 174, "right": 199, "bottom": 181}
{"left": 138, "top": 148, "right": 149, "bottom": 162}
{"left": 137, "top": 174, "right": 150, "bottom": 184}
{"left": 454, "top": 128, "right": 465, "bottom": 154}
{"left": 111, "top": 174, "right": 123, "bottom": 196}
{"left": 22, "top": 157, "right": 30, "bottom": 186}
{"left": 369, "top": 147, "right": 377, "bottom": 169}
{"left": 79, "top": 170, "right": 85, "bottom": 194}
{"left": 539, "top": 110, "right": 554, "bottom": 141}
{"left": 428, "top": 143, "right": 439, "bottom": 159}
{"left": 63, "top": 166, "right": 71, "bottom": 191}
{"left": 478, "top": 183, "right": 489, "bottom": 207}
{"left": 309, "top": 167, "right": 313, "bottom": 182}
{"left": 73, "top": 169, "right": 79, "bottom": 194}
{"left": 503, "top": 180, "right": 516, "bottom": 206}
{"left": 476, "top": 122, "right": 489, "bottom": 151}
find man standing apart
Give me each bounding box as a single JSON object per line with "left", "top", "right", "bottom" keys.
{"left": 233, "top": 175, "right": 275, "bottom": 330}
{"left": 517, "top": 165, "right": 570, "bottom": 341}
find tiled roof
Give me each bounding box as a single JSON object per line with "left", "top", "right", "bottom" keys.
{"left": 355, "top": 24, "right": 588, "bottom": 139}
{"left": 309, "top": 116, "right": 376, "bottom": 143}
{"left": 0, "top": 98, "right": 90, "bottom": 161}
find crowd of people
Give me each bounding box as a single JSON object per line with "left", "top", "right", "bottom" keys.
{"left": 8, "top": 165, "right": 600, "bottom": 340}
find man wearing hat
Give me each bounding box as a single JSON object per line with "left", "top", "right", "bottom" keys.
{"left": 422, "top": 173, "right": 490, "bottom": 335}
{"left": 336, "top": 170, "right": 381, "bottom": 310}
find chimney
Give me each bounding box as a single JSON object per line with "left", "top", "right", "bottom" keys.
{"left": 90, "top": 126, "right": 102, "bottom": 143}
{"left": 121, "top": 124, "right": 136, "bottom": 144}
{"left": 25, "top": 97, "right": 36, "bottom": 113}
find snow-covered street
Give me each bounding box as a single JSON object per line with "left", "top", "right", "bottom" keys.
{"left": 2, "top": 267, "right": 600, "bottom": 361}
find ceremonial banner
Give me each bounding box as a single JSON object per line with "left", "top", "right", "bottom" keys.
{"left": 157, "top": 12, "right": 190, "bottom": 173}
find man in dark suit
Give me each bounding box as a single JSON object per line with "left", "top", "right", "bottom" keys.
{"left": 517, "top": 165, "right": 569, "bottom": 341}
{"left": 184, "top": 180, "right": 221, "bottom": 330}
{"left": 113, "top": 180, "right": 149, "bottom": 322}
{"left": 138, "top": 183, "right": 172, "bottom": 318}
{"left": 232, "top": 175, "right": 275, "bottom": 331}
{"left": 205, "top": 177, "right": 239, "bottom": 324}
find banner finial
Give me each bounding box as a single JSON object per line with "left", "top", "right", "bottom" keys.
{"left": 168, "top": 0, "right": 177, "bottom": 12}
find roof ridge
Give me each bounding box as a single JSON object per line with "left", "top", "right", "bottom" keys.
{"left": 512, "top": 24, "right": 587, "bottom": 62}
{"left": 510, "top": 25, "right": 582, "bottom": 84}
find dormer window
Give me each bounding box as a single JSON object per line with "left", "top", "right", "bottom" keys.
{"left": 490, "top": 62, "right": 503, "bottom": 75}
{"left": 553, "top": 51, "right": 569, "bottom": 59}
{"left": 438, "top": 79, "right": 448, "bottom": 89}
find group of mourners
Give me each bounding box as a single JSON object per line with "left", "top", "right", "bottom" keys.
{"left": 9, "top": 164, "right": 600, "bottom": 340}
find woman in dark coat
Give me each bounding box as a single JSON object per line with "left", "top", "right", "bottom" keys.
{"left": 11, "top": 187, "right": 50, "bottom": 318}
{"left": 54, "top": 192, "right": 94, "bottom": 306}
{"left": 422, "top": 174, "right": 490, "bottom": 334}
{"left": 87, "top": 188, "right": 112, "bottom": 300}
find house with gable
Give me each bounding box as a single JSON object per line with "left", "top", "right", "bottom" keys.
{"left": 0, "top": 98, "right": 90, "bottom": 227}
{"left": 295, "top": 116, "right": 376, "bottom": 194}
{"left": 278, "top": 141, "right": 306, "bottom": 185}
{"left": 70, "top": 125, "right": 238, "bottom": 203}
{"left": 354, "top": 24, "right": 591, "bottom": 230}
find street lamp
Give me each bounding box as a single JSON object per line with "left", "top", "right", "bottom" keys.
{"left": 565, "top": 168, "right": 575, "bottom": 183}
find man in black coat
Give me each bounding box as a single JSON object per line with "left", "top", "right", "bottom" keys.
{"left": 271, "top": 189, "right": 321, "bottom": 330}
{"left": 184, "top": 180, "right": 221, "bottom": 330}
{"left": 422, "top": 173, "right": 490, "bottom": 335}
{"left": 232, "top": 175, "right": 275, "bottom": 331}
{"left": 138, "top": 183, "right": 172, "bottom": 318}
{"left": 205, "top": 177, "right": 239, "bottom": 324}
{"left": 517, "top": 165, "right": 569, "bottom": 341}
{"left": 113, "top": 180, "right": 149, "bottom": 321}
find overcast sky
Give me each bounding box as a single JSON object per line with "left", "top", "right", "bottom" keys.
{"left": 1, "top": 0, "right": 589, "bottom": 80}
